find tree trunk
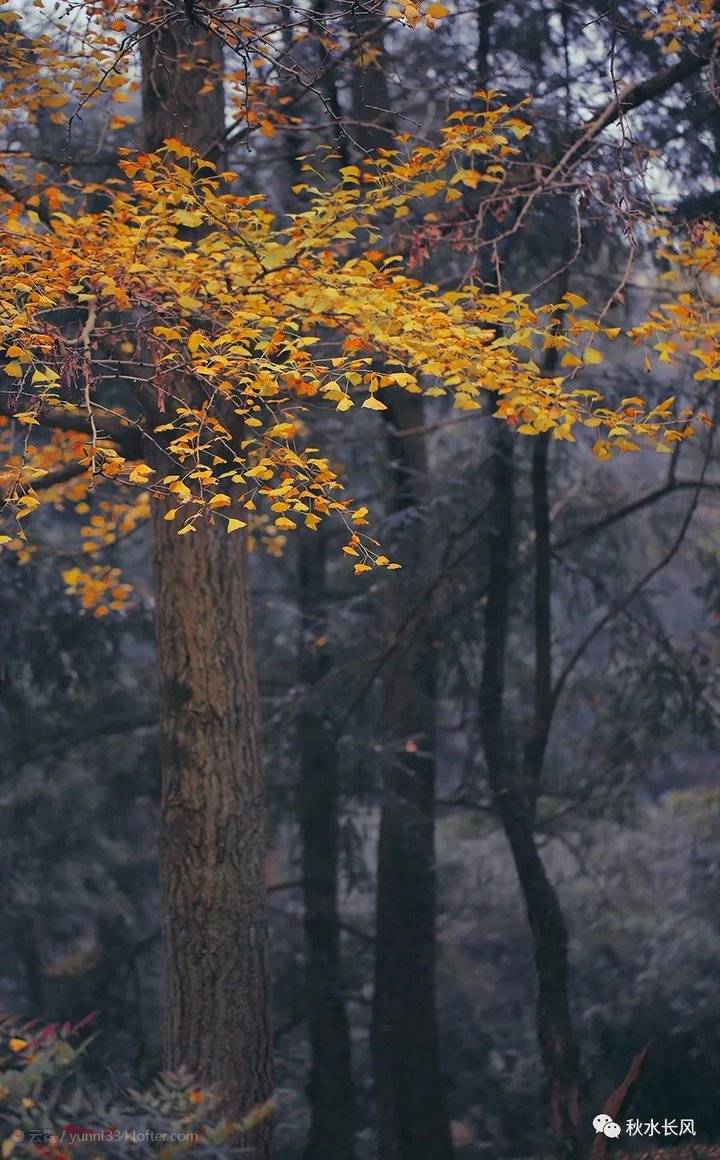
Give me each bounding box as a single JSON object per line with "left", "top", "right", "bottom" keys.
{"left": 152, "top": 504, "right": 272, "bottom": 1146}
{"left": 297, "top": 530, "right": 356, "bottom": 1160}
{"left": 371, "top": 390, "right": 454, "bottom": 1160}
{"left": 341, "top": 8, "right": 453, "bottom": 1149}
{"left": 478, "top": 419, "right": 581, "bottom": 1159}
{"left": 140, "top": 5, "right": 273, "bottom": 1150}
{"left": 139, "top": 1, "right": 225, "bottom": 162}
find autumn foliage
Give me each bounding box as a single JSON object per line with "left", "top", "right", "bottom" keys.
{"left": 1, "top": 107, "right": 717, "bottom": 604}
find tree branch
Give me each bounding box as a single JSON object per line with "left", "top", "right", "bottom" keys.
{"left": 0, "top": 397, "right": 144, "bottom": 457}
{"left": 555, "top": 477, "right": 720, "bottom": 549}
{"left": 550, "top": 434, "right": 715, "bottom": 715}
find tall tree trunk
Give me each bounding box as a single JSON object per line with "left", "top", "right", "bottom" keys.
{"left": 152, "top": 504, "right": 272, "bottom": 1147}
{"left": 297, "top": 530, "right": 356, "bottom": 1160}
{"left": 343, "top": 8, "right": 453, "bottom": 1153}
{"left": 478, "top": 417, "right": 581, "bottom": 1159}
{"left": 140, "top": 6, "right": 273, "bottom": 1151}
{"left": 474, "top": 4, "right": 582, "bottom": 1141}
{"left": 277, "top": 18, "right": 356, "bottom": 1149}
{"left": 371, "top": 392, "right": 454, "bottom": 1160}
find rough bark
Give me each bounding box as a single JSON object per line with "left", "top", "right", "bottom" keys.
{"left": 140, "top": 5, "right": 273, "bottom": 1151}
{"left": 152, "top": 501, "right": 272, "bottom": 1146}
{"left": 371, "top": 390, "right": 454, "bottom": 1160}
{"left": 297, "top": 530, "right": 356, "bottom": 1160}
{"left": 139, "top": 1, "right": 225, "bottom": 162}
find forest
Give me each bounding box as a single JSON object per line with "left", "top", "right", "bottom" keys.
{"left": 0, "top": 0, "right": 719, "bottom": 1158}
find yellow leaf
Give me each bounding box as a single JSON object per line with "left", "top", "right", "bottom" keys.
{"left": 426, "top": 1, "right": 449, "bottom": 14}
{"left": 354, "top": 563, "right": 372, "bottom": 574}
{"left": 208, "top": 493, "right": 231, "bottom": 509}
{"left": 13, "top": 411, "right": 39, "bottom": 425}
{"left": 169, "top": 479, "right": 192, "bottom": 502}
{"left": 5, "top": 361, "right": 23, "bottom": 378}
{"left": 506, "top": 118, "right": 532, "bottom": 139}
{"left": 227, "top": 518, "right": 247, "bottom": 532}
{"left": 560, "top": 352, "right": 582, "bottom": 368}
{"left": 563, "top": 292, "right": 588, "bottom": 309}
{"left": 174, "top": 210, "right": 204, "bottom": 228}
{"left": 336, "top": 395, "right": 354, "bottom": 411}
{"left": 9, "top": 1038, "right": 28, "bottom": 1052}
{"left": 17, "top": 495, "right": 40, "bottom": 516}
{"left": 129, "top": 464, "right": 155, "bottom": 484}
{"left": 362, "top": 395, "right": 388, "bottom": 411}
{"left": 450, "top": 168, "right": 482, "bottom": 188}
{"left": 275, "top": 517, "right": 297, "bottom": 530}
{"left": 583, "top": 347, "right": 603, "bottom": 364}
{"left": 163, "top": 508, "right": 179, "bottom": 521}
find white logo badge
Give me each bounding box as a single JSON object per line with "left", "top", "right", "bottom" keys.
{"left": 593, "top": 1113, "right": 621, "bottom": 1138}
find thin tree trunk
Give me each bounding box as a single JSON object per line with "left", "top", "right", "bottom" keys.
{"left": 297, "top": 530, "right": 356, "bottom": 1160}
{"left": 478, "top": 418, "right": 581, "bottom": 1159}
{"left": 371, "top": 390, "right": 454, "bottom": 1160}
{"left": 341, "top": 7, "right": 453, "bottom": 1151}
{"left": 474, "top": 2, "right": 582, "bottom": 1132}
{"left": 276, "top": 20, "right": 356, "bottom": 1148}
{"left": 140, "top": 6, "right": 273, "bottom": 1150}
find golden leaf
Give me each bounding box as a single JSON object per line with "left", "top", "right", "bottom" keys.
{"left": 208, "top": 493, "right": 232, "bottom": 509}
{"left": 128, "top": 464, "right": 155, "bottom": 484}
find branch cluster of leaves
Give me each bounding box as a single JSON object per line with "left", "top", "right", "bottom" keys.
{"left": 2, "top": 93, "right": 715, "bottom": 606}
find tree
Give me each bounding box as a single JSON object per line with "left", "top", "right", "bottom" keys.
{"left": 297, "top": 527, "right": 356, "bottom": 1160}
{"left": 343, "top": 8, "right": 454, "bottom": 1155}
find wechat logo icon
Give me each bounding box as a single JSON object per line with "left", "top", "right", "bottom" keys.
{"left": 593, "top": 1113, "right": 621, "bottom": 1138}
